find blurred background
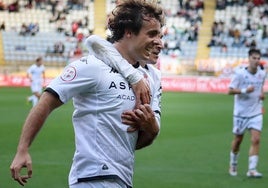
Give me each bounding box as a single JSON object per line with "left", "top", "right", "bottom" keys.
{"left": 0, "top": 0, "right": 268, "bottom": 92}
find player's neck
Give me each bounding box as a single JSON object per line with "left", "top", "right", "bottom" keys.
{"left": 247, "top": 66, "right": 257, "bottom": 74}
{"left": 113, "top": 43, "right": 136, "bottom": 65}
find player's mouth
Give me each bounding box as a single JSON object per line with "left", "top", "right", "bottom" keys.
{"left": 145, "top": 48, "right": 153, "bottom": 59}
{"left": 151, "top": 49, "right": 160, "bottom": 58}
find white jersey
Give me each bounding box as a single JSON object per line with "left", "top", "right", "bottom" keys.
{"left": 138, "top": 64, "right": 161, "bottom": 127}
{"left": 27, "top": 64, "right": 45, "bottom": 93}
{"left": 229, "top": 66, "right": 266, "bottom": 117}
{"left": 46, "top": 55, "right": 160, "bottom": 187}
{"left": 85, "top": 35, "right": 161, "bottom": 126}
{"left": 27, "top": 64, "right": 45, "bottom": 82}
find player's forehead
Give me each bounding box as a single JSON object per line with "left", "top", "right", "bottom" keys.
{"left": 250, "top": 53, "right": 261, "bottom": 60}
{"left": 141, "top": 18, "right": 162, "bottom": 36}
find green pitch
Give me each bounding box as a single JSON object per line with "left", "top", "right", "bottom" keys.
{"left": 1, "top": 87, "right": 268, "bottom": 188}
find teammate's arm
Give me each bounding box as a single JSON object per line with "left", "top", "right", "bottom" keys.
{"left": 10, "top": 91, "right": 63, "bottom": 186}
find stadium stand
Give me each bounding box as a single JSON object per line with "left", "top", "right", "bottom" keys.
{"left": 1, "top": 0, "right": 268, "bottom": 77}
{"left": 159, "top": 0, "right": 203, "bottom": 60}
{"left": 0, "top": 0, "right": 94, "bottom": 71}
{"left": 209, "top": 0, "right": 268, "bottom": 59}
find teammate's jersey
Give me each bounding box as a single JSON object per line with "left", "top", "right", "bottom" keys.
{"left": 27, "top": 64, "right": 45, "bottom": 81}
{"left": 46, "top": 55, "right": 159, "bottom": 187}
{"left": 138, "top": 64, "right": 161, "bottom": 127}
{"left": 229, "top": 66, "right": 266, "bottom": 117}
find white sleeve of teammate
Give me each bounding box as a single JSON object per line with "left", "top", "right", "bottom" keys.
{"left": 150, "top": 70, "right": 162, "bottom": 130}
{"left": 85, "top": 35, "right": 143, "bottom": 84}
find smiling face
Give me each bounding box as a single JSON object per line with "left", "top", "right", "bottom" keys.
{"left": 148, "top": 37, "right": 163, "bottom": 65}
{"left": 127, "top": 18, "right": 162, "bottom": 63}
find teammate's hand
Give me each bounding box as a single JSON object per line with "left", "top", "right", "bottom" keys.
{"left": 10, "top": 151, "right": 32, "bottom": 186}
{"left": 131, "top": 78, "right": 151, "bottom": 109}
{"left": 122, "top": 104, "right": 157, "bottom": 134}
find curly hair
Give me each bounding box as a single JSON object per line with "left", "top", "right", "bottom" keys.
{"left": 108, "top": 0, "right": 165, "bottom": 42}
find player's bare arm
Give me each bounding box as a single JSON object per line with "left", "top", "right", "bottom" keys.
{"left": 121, "top": 104, "right": 159, "bottom": 149}
{"left": 10, "top": 92, "right": 63, "bottom": 186}
{"left": 228, "top": 86, "right": 255, "bottom": 95}
{"left": 259, "top": 88, "right": 265, "bottom": 100}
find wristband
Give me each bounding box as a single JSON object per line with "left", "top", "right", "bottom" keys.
{"left": 127, "top": 71, "right": 143, "bottom": 84}
{"left": 241, "top": 88, "right": 247, "bottom": 94}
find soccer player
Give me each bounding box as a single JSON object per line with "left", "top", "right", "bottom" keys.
{"left": 26, "top": 56, "right": 45, "bottom": 107}
{"left": 228, "top": 48, "right": 266, "bottom": 178}
{"left": 10, "top": 1, "right": 165, "bottom": 187}
{"left": 85, "top": 34, "right": 162, "bottom": 123}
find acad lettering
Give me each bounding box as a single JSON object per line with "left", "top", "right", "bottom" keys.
{"left": 117, "top": 95, "right": 135, "bottom": 101}
{"left": 108, "top": 81, "right": 134, "bottom": 101}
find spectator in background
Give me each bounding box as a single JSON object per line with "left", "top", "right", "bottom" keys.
{"left": 56, "top": 17, "right": 67, "bottom": 33}
{"left": 19, "top": 23, "right": 28, "bottom": 36}
{"left": 35, "top": 0, "right": 46, "bottom": 9}
{"left": 18, "top": 23, "right": 39, "bottom": 36}
{"left": 69, "top": 43, "right": 83, "bottom": 59}
{"left": 53, "top": 41, "right": 65, "bottom": 56}
{"left": 71, "top": 20, "right": 79, "bottom": 37}
{"left": 25, "top": 0, "right": 33, "bottom": 9}
{"left": 0, "top": 0, "right": 6, "bottom": 10}
{"left": 49, "top": 0, "right": 58, "bottom": 16}
{"left": 0, "top": 21, "right": 5, "bottom": 31}
{"left": 28, "top": 22, "right": 39, "bottom": 36}
{"left": 8, "top": 0, "right": 19, "bottom": 12}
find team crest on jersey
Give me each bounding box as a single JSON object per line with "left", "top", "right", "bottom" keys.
{"left": 60, "top": 66, "right": 76, "bottom": 82}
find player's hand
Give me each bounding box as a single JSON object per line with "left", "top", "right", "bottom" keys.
{"left": 246, "top": 85, "right": 254, "bottom": 93}
{"left": 10, "top": 151, "right": 32, "bottom": 186}
{"left": 131, "top": 78, "right": 151, "bottom": 109}
{"left": 122, "top": 104, "right": 157, "bottom": 133}
{"left": 259, "top": 93, "right": 265, "bottom": 100}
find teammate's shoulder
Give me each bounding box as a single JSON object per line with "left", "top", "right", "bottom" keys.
{"left": 146, "top": 64, "right": 161, "bottom": 81}
{"left": 147, "top": 64, "right": 161, "bottom": 73}
{"left": 258, "top": 66, "right": 267, "bottom": 76}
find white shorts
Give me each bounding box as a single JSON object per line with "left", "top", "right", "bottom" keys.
{"left": 232, "top": 114, "right": 263, "bottom": 135}
{"left": 31, "top": 80, "right": 42, "bottom": 93}
{"left": 69, "top": 178, "right": 130, "bottom": 188}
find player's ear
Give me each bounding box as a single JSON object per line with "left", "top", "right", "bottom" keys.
{"left": 125, "top": 29, "right": 132, "bottom": 38}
